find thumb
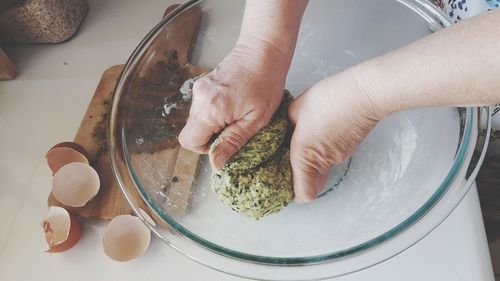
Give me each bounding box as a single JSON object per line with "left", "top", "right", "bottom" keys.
{"left": 178, "top": 116, "right": 222, "bottom": 154}
{"left": 209, "top": 118, "right": 263, "bottom": 170}
{"left": 290, "top": 143, "right": 330, "bottom": 203}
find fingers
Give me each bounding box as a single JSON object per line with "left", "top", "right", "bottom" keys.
{"left": 289, "top": 143, "right": 330, "bottom": 203}
{"left": 209, "top": 116, "right": 266, "bottom": 170}
{"left": 288, "top": 85, "right": 317, "bottom": 127}
{"left": 178, "top": 74, "right": 226, "bottom": 154}
{"left": 292, "top": 169, "right": 329, "bottom": 203}
{"left": 178, "top": 116, "right": 219, "bottom": 154}
{"left": 288, "top": 93, "right": 328, "bottom": 202}
{"left": 179, "top": 46, "right": 286, "bottom": 169}
{"left": 179, "top": 74, "right": 270, "bottom": 167}
{"left": 287, "top": 91, "right": 302, "bottom": 126}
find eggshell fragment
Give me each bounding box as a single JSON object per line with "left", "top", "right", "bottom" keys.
{"left": 52, "top": 162, "right": 100, "bottom": 207}
{"left": 41, "top": 206, "right": 82, "bottom": 253}
{"left": 103, "top": 215, "right": 151, "bottom": 262}
{"left": 46, "top": 142, "right": 90, "bottom": 174}
{"left": 51, "top": 142, "right": 90, "bottom": 158}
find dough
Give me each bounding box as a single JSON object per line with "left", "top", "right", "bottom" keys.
{"left": 210, "top": 91, "right": 294, "bottom": 219}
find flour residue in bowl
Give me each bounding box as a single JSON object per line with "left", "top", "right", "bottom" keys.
{"left": 393, "top": 118, "right": 418, "bottom": 180}
{"left": 377, "top": 117, "right": 418, "bottom": 205}
{"left": 365, "top": 116, "right": 419, "bottom": 190}
{"left": 162, "top": 103, "right": 177, "bottom": 116}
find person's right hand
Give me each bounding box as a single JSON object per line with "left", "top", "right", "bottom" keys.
{"left": 178, "top": 39, "right": 291, "bottom": 170}
{"left": 288, "top": 71, "right": 389, "bottom": 202}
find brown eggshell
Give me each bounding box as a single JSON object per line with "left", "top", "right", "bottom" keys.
{"left": 41, "top": 206, "right": 82, "bottom": 253}
{"left": 52, "top": 162, "right": 100, "bottom": 207}
{"left": 46, "top": 142, "right": 90, "bottom": 175}
{"left": 103, "top": 215, "right": 151, "bottom": 262}
{"left": 50, "top": 142, "right": 90, "bottom": 159}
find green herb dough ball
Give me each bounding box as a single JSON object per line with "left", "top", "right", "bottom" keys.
{"left": 210, "top": 91, "right": 294, "bottom": 219}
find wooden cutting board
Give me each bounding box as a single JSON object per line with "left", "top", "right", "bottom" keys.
{"left": 48, "top": 4, "right": 206, "bottom": 220}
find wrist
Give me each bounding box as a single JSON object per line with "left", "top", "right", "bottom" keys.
{"left": 233, "top": 36, "right": 292, "bottom": 77}
{"left": 238, "top": 0, "right": 307, "bottom": 69}
{"left": 347, "top": 64, "right": 403, "bottom": 120}
{"left": 236, "top": 34, "right": 294, "bottom": 66}
{"left": 238, "top": 31, "right": 296, "bottom": 58}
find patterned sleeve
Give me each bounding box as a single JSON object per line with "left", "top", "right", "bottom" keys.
{"left": 431, "top": 0, "right": 498, "bottom": 22}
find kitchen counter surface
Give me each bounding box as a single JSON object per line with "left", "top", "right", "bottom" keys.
{"left": 0, "top": 0, "right": 494, "bottom": 280}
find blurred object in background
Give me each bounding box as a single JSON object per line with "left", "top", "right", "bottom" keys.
{"left": 0, "top": 48, "right": 15, "bottom": 79}
{"left": 0, "top": 0, "right": 88, "bottom": 80}
{"left": 0, "top": 0, "right": 22, "bottom": 12}
{"left": 0, "top": 0, "right": 88, "bottom": 43}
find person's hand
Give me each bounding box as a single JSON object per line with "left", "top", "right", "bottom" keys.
{"left": 178, "top": 39, "right": 290, "bottom": 169}
{"left": 288, "top": 71, "right": 389, "bottom": 202}
{"left": 287, "top": 9, "right": 500, "bottom": 203}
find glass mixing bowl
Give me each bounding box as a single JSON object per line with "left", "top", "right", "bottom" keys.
{"left": 108, "top": 0, "right": 492, "bottom": 279}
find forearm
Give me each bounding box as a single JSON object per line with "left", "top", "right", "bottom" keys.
{"left": 238, "top": 0, "right": 308, "bottom": 67}
{"left": 351, "top": 9, "right": 500, "bottom": 115}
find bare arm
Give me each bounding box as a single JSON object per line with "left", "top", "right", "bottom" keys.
{"left": 289, "top": 10, "right": 500, "bottom": 202}
{"left": 179, "top": 1, "right": 308, "bottom": 169}
{"left": 239, "top": 0, "right": 308, "bottom": 66}
{"left": 353, "top": 9, "right": 500, "bottom": 115}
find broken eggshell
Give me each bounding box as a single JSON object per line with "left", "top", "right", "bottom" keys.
{"left": 50, "top": 142, "right": 90, "bottom": 158}
{"left": 52, "top": 162, "right": 100, "bottom": 207}
{"left": 46, "top": 142, "right": 90, "bottom": 174}
{"left": 41, "top": 206, "right": 82, "bottom": 253}
{"left": 103, "top": 215, "right": 151, "bottom": 262}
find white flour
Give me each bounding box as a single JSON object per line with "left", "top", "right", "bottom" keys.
{"left": 379, "top": 117, "right": 418, "bottom": 203}
{"left": 394, "top": 118, "right": 418, "bottom": 180}
{"left": 364, "top": 116, "right": 419, "bottom": 190}
{"left": 352, "top": 115, "right": 419, "bottom": 206}
{"left": 162, "top": 103, "right": 177, "bottom": 116}
{"left": 179, "top": 77, "right": 196, "bottom": 101}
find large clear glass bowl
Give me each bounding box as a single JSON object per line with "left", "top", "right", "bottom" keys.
{"left": 108, "top": 0, "right": 492, "bottom": 279}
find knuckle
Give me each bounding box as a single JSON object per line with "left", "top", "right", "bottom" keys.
{"left": 192, "top": 77, "right": 211, "bottom": 95}
{"left": 292, "top": 141, "right": 344, "bottom": 173}
{"left": 207, "top": 95, "right": 227, "bottom": 113}
{"left": 294, "top": 146, "right": 327, "bottom": 171}
{"left": 221, "top": 129, "right": 246, "bottom": 152}
{"left": 326, "top": 135, "right": 356, "bottom": 163}
{"left": 193, "top": 82, "right": 231, "bottom": 115}
{"left": 253, "top": 114, "right": 271, "bottom": 130}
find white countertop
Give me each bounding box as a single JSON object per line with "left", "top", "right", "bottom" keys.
{"left": 0, "top": 0, "right": 494, "bottom": 280}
